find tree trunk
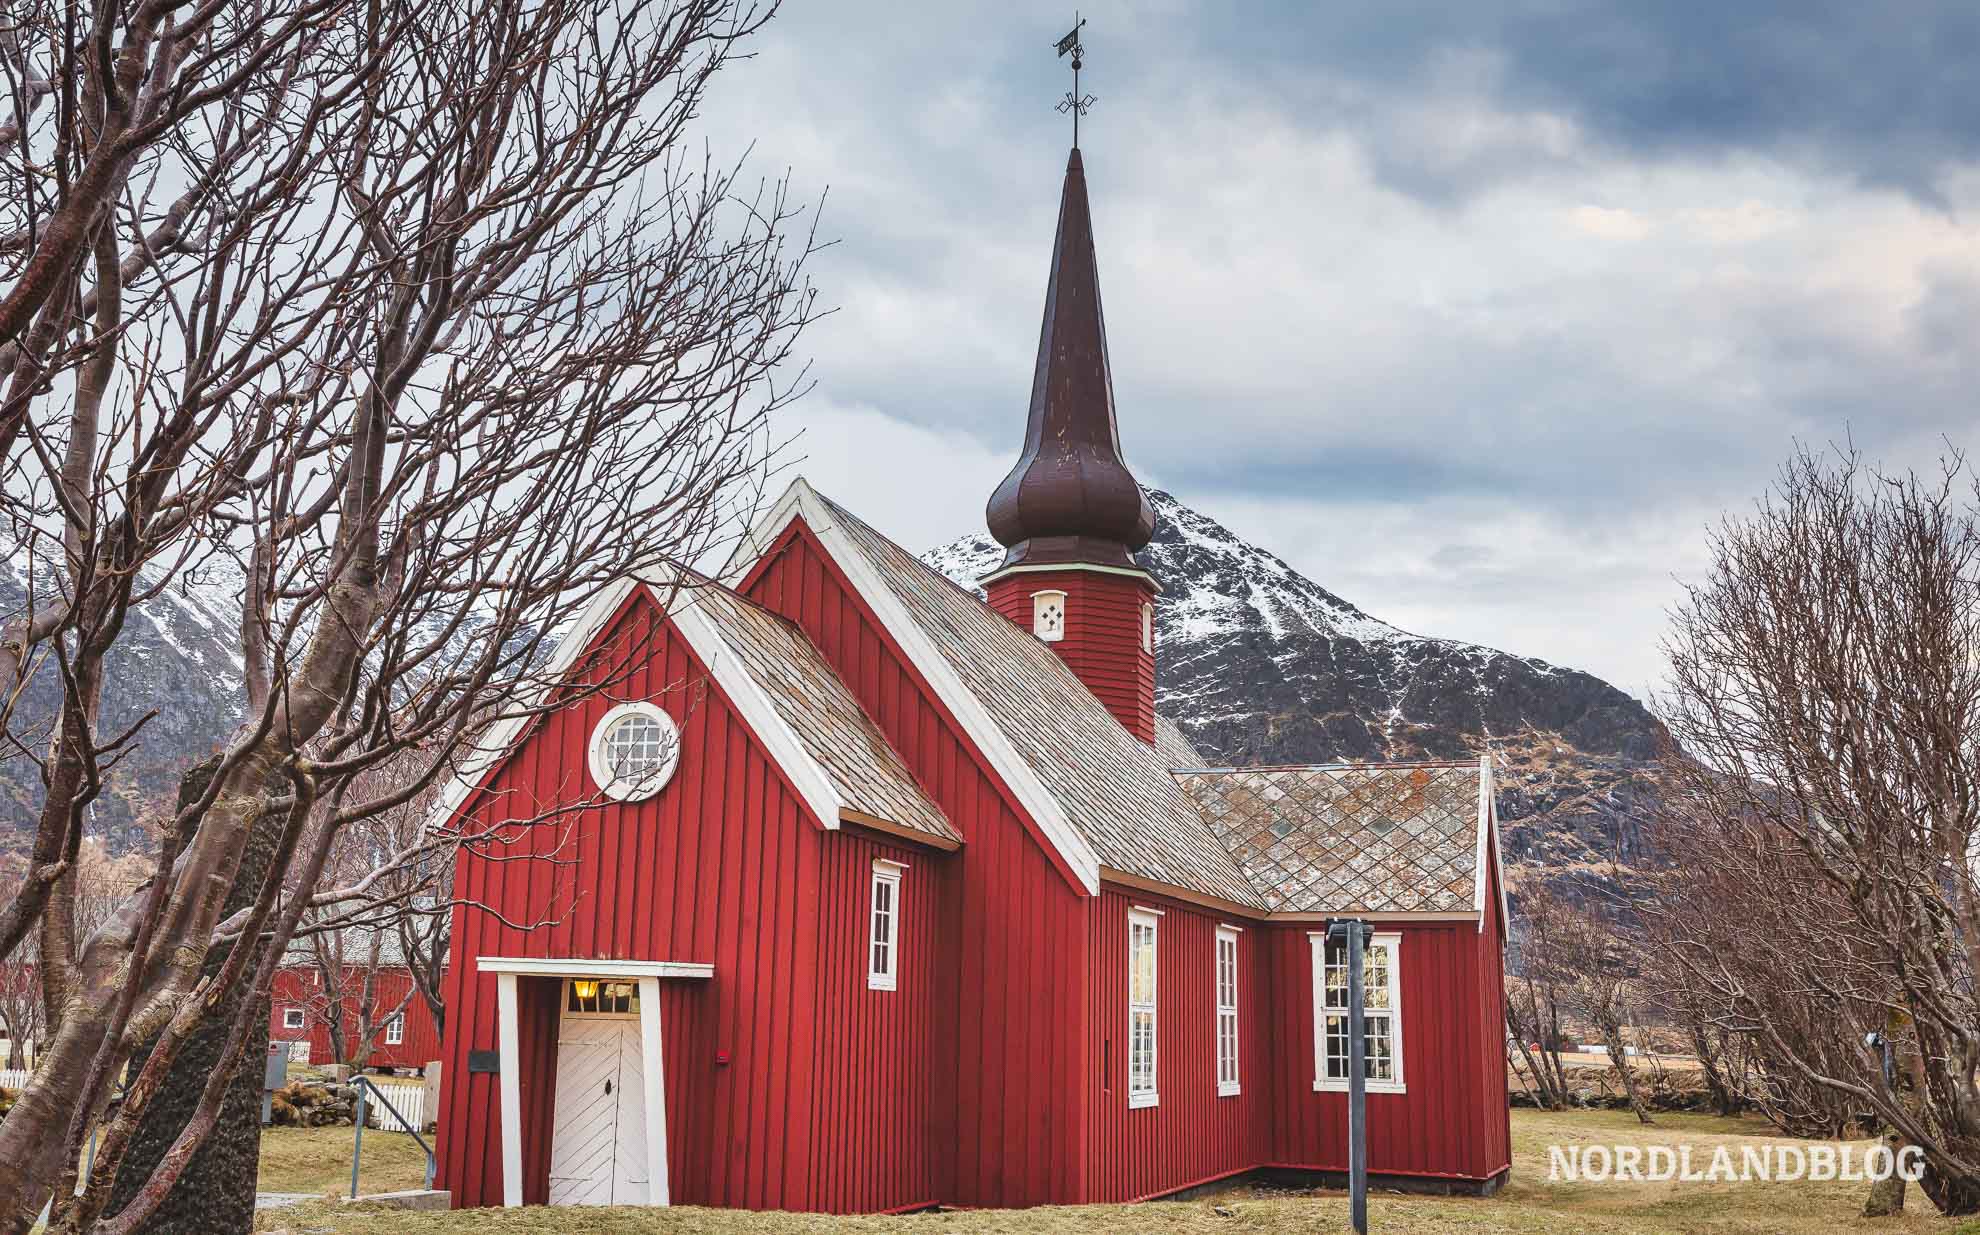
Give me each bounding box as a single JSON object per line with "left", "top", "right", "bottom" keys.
{"left": 1686, "top": 1020, "right": 1739, "bottom": 1117}
{"left": 1919, "top": 1157, "right": 1980, "bottom": 1217}
{"left": 102, "top": 761, "right": 282, "bottom": 1234}
{"left": 1598, "top": 1009, "right": 1654, "bottom": 1124}
{"left": 1863, "top": 1134, "right": 1906, "bottom": 1217}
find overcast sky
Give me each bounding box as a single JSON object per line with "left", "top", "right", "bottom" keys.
{"left": 706, "top": 2, "right": 1980, "bottom": 701}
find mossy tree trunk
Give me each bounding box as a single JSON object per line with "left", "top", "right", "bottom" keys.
{"left": 103, "top": 760, "right": 284, "bottom": 1234}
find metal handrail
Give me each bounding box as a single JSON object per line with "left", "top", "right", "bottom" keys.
{"left": 351, "top": 1074, "right": 437, "bottom": 1196}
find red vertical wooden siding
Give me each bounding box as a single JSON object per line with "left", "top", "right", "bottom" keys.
{"left": 298, "top": 970, "right": 442, "bottom": 1069}
{"left": 1084, "top": 888, "right": 1269, "bottom": 1201}
{"left": 984, "top": 568, "right": 1155, "bottom": 743}
{"left": 436, "top": 586, "right": 942, "bottom": 1212}
{"left": 269, "top": 968, "right": 313, "bottom": 1045}
{"left": 742, "top": 521, "right": 1093, "bottom": 1207}
{"left": 1259, "top": 919, "right": 1499, "bottom": 1180}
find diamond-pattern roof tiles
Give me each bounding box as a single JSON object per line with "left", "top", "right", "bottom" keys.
{"left": 1170, "top": 763, "right": 1481, "bottom": 913}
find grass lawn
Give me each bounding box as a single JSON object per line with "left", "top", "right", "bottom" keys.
{"left": 252, "top": 1108, "right": 1980, "bottom": 1234}
{"left": 258, "top": 1124, "right": 431, "bottom": 1199}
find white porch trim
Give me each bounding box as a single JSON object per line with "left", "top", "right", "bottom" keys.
{"left": 482, "top": 957, "right": 711, "bottom": 1207}
{"left": 496, "top": 973, "right": 523, "bottom": 1207}
{"left": 477, "top": 956, "right": 714, "bottom": 980}
{"left": 637, "top": 976, "right": 669, "bottom": 1205}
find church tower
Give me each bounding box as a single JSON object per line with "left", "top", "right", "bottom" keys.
{"left": 983, "top": 146, "right": 1159, "bottom": 743}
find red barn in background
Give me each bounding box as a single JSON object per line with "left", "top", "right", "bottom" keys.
{"left": 270, "top": 934, "right": 442, "bottom": 1072}
{"left": 431, "top": 144, "right": 1512, "bottom": 1212}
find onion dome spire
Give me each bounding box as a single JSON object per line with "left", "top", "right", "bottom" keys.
{"left": 985, "top": 147, "right": 1155, "bottom": 576}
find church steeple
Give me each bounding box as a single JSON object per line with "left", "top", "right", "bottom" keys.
{"left": 984, "top": 147, "right": 1155, "bottom": 577}
{"left": 983, "top": 145, "right": 1159, "bottom": 745}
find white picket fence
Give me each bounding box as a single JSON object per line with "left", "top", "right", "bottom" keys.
{"left": 365, "top": 1080, "right": 429, "bottom": 1133}
{"left": 0, "top": 1068, "right": 27, "bottom": 1091}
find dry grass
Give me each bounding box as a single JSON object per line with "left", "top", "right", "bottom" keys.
{"left": 252, "top": 1108, "right": 1980, "bottom": 1234}
{"left": 257, "top": 1124, "right": 431, "bottom": 1199}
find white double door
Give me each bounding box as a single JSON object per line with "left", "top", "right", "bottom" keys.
{"left": 548, "top": 1015, "right": 649, "bottom": 1205}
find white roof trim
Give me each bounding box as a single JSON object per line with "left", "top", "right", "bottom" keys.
{"left": 425, "top": 572, "right": 848, "bottom": 838}
{"left": 1474, "top": 754, "right": 1508, "bottom": 935}
{"left": 728, "top": 478, "right": 1103, "bottom": 895}
{"left": 665, "top": 592, "right": 846, "bottom": 832}
{"left": 477, "top": 956, "right": 713, "bottom": 979}
{"left": 424, "top": 573, "right": 642, "bottom": 833}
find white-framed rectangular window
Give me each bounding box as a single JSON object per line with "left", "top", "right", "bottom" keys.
{"left": 868, "top": 859, "right": 906, "bottom": 990}
{"left": 1311, "top": 930, "right": 1404, "bottom": 1094}
{"left": 1215, "top": 925, "right": 1241, "bottom": 1097}
{"left": 281, "top": 1006, "right": 305, "bottom": 1031}
{"left": 1128, "top": 907, "right": 1161, "bottom": 1108}
{"left": 384, "top": 1012, "right": 405, "bottom": 1046}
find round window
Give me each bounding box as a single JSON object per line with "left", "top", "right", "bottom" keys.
{"left": 587, "top": 702, "right": 681, "bottom": 801}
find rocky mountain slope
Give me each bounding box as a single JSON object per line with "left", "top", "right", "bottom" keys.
{"left": 926, "top": 490, "right": 1666, "bottom": 888}
{"left": 0, "top": 559, "right": 243, "bottom": 859}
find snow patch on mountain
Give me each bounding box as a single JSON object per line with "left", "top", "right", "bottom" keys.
{"left": 924, "top": 489, "right": 1619, "bottom": 765}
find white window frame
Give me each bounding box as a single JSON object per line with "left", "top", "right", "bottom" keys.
{"left": 868, "top": 859, "right": 906, "bottom": 991}
{"left": 1031, "top": 589, "right": 1068, "bottom": 643}
{"left": 1310, "top": 930, "right": 1405, "bottom": 1094}
{"left": 281, "top": 1006, "right": 305, "bottom": 1031}
{"left": 1127, "top": 906, "right": 1161, "bottom": 1108}
{"left": 587, "top": 700, "right": 682, "bottom": 802}
{"left": 1215, "top": 925, "right": 1241, "bottom": 1097}
{"left": 384, "top": 1012, "right": 405, "bottom": 1046}
{"left": 1141, "top": 601, "right": 1154, "bottom": 654}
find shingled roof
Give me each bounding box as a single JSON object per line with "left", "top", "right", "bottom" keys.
{"left": 681, "top": 584, "right": 959, "bottom": 846}
{"left": 1170, "top": 762, "right": 1485, "bottom": 913}
{"left": 813, "top": 493, "right": 1267, "bottom": 908}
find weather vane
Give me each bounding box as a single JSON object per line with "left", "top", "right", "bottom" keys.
{"left": 1054, "top": 15, "right": 1095, "bottom": 147}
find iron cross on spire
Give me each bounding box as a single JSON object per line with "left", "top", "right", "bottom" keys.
{"left": 1054, "top": 15, "right": 1095, "bottom": 147}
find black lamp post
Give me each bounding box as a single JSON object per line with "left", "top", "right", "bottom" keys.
{"left": 1327, "top": 917, "right": 1369, "bottom": 1235}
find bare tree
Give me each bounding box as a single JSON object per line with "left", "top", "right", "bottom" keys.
{"left": 0, "top": 0, "right": 818, "bottom": 1229}
{"left": 0, "top": 922, "right": 37, "bottom": 1071}
{"left": 301, "top": 927, "right": 415, "bottom": 1072}
{"left": 1504, "top": 883, "right": 1572, "bottom": 1111}
{"left": 1554, "top": 897, "right": 1654, "bottom": 1124}
{"left": 1653, "top": 445, "right": 1980, "bottom": 1215}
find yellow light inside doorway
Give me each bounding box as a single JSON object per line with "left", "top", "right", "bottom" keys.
{"left": 573, "top": 979, "right": 599, "bottom": 1001}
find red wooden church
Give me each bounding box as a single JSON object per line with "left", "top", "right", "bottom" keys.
{"left": 433, "top": 144, "right": 1511, "bottom": 1212}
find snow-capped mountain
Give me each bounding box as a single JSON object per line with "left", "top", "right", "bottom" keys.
{"left": 926, "top": 489, "right": 1665, "bottom": 883}
{"left": 0, "top": 556, "right": 245, "bottom": 854}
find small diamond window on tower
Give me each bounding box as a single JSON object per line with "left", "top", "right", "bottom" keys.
{"left": 1032, "top": 590, "right": 1067, "bottom": 642}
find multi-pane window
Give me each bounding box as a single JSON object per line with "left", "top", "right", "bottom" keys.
{"left": 1311, "top": 931, "right": 1405, "bottom": 1093}
{"left": 869, "top": 860, "right": 905, "bottom": 990}
{"left": 282, "top": 1006, "right": 305, "bottom": 1030}
{"left": 1128, "top": 909, "right": 1160, "bottom": 1108}
{"left": 1215, "top": 926, "right": 1240, "bottom": 1096}
{"left": 588, "top": 702, "right": 682, "bottom": 801}
{"left": 384, "top": 1013, "right": 405, "bottom": 1046}
{"left": 566, "top": 978, "right": 641, "bottom": 1016}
